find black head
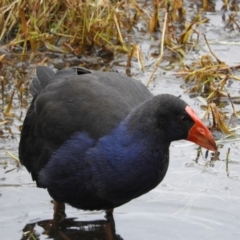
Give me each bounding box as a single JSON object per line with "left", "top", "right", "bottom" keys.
{"left": 150, "top": 94, "right": 194, "bottom": 142}
{"left": 127, "top": 94, "right": 217, "bottom": 151}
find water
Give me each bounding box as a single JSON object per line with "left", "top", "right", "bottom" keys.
{"left": 1, "top": 0, "right": 240, "bottom": 239}
{"left": 1, "top": 141, "right": 240, "bottom": 239}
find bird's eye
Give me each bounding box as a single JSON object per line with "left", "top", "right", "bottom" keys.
{"left": 181, "top": 115, "right": 188, "bottom": 122}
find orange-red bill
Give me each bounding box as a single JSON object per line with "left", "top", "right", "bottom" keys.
{"left": 185, "top": 106, "right": 217, "bottom": 152}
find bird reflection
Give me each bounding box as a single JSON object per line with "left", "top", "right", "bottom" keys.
{"left": 21, "top": 214, "right": 123, "bottom": 240}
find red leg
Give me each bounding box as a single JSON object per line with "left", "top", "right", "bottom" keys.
{"left": 104, "top": 208, "right": 115, "bottom": 240}
{"left": 53, "top": 201, "right": 66, "bottom": 222}
{"left": 105, "top": 208, "right": 114, "bottom": 217}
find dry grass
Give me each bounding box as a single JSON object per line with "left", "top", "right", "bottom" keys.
{"left": 0, "top": 0, "right": 240, "bottom": 137}
{"left": 0, "top": 0, "right": 148, "bottom": 56}
{"left": 0, "top": 0, "right": 211, "bottom": 58}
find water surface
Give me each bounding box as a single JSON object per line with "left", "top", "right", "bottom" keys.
{"left": 1, "top": 0, "right": 240, "bottom": 239}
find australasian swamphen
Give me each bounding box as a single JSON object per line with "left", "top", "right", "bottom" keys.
{"left": 19, "top": 66, "right": 217, "bottom": 220}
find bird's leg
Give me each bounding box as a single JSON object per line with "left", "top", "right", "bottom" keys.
{"left": 105, "top": 208, "right": 114, "bottom": 217}
{"left": 53, "top": 201, "right": 66, "bottom": 223}
{"left": 105, "top": 208, "right": 115, "bottom": 227}
{"left": 104, "top": 208, "right": 116, "bottom": 240}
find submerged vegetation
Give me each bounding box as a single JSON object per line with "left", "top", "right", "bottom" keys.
{"left": 0, "top": 0, "right": 240, "bottom": 158}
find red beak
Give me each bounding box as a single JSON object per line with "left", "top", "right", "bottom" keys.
{"left": 185, "top": 106, "right": 217, "bottom": 152}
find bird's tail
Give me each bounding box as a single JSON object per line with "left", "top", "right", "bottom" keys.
{"left": 29, "top": 66, "right": 55, "bottom": 96}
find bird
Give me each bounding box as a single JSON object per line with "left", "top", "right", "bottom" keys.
{"left": 19, "top": 66, "right": 217, "bottom": 220}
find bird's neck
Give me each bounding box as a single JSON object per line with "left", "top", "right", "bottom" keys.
{"left": 98, "top": 117, "right": 170, "bottom": 168}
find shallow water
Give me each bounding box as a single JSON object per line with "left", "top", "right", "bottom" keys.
{"left": 1, "top": 138, "right": 240, "bottom": 239}
{"left": 1, "top": 0, "right": 240, "bottom": 239}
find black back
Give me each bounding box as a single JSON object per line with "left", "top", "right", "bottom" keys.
{"left": 19, "top": 67, "right": 153, "bottom": 183}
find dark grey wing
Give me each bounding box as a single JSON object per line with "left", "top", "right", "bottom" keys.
{"left": 19, "top": 67, "right": 153, "bottom": 184}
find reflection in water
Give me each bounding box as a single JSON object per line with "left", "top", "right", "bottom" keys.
{"left": 21, "top": 215, "right": 123, "bottom": 240}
